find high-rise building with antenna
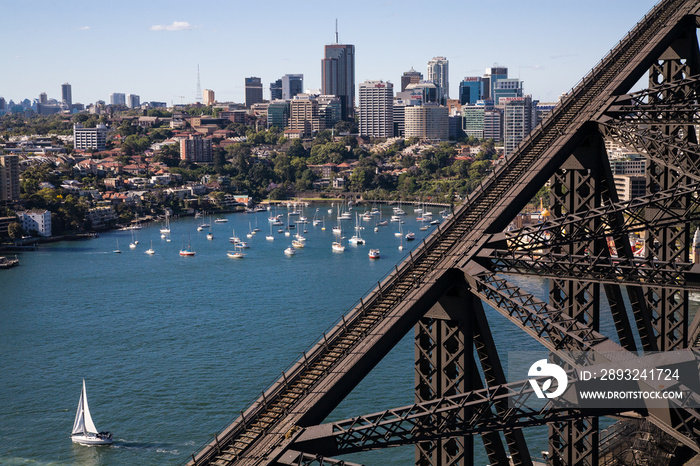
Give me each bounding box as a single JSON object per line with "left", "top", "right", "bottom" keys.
{"left": 196, "top": 64, "right": 203, "bottom": 104}
{"left": 321, "top": 20, "right": 355, "bottom": 120}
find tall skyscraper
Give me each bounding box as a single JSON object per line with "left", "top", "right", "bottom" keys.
{"left": 127, "top": 94, "right": 141, "bottom": 109}
{"left": 359, "top": 80, "right": 394, "bottom": 138}
{"left": 270, "top": 79, "right": 283, "bottom": 101}
{"left": 483, "top": 66, "right": 508, "bottom": 101}
{"left": 39, "top": 92, "right": 48, "bottom": 104}
{"left": 245, "top": 77, "right": 263, "bottom": 108}
{"left": 203, "top": 89, "right": 215, "bottom": 106}
{"left": 492, "top": 78, "right": 523, "bottom": 105}
{"left": 503, "top": 96, "right": 533, "bottom": 156}
{"left": 459, "top": 77, "right": 483, "bottom": 105}
{"left": 427, "top": 57, "right": 449, "bottom": 105}
{"left": 282, "top": 74, "right": 304, "bottom": 100}
{"left": 401, "top": 68, "right": 423, "bottom": 92}
{"left": 321, "top": 39, "right": 355, "bottom": 120}
{"left": 0, "top": 155, "right": 20, "bottom": 202}
{"left": 62, "top": 83, "right": 72, "bottom": 106}
{"left": 110, "top": 93, "right": 126, "bottom": 106}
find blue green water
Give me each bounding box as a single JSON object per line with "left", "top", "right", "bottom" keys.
{"left": 0, "top": 204, "right": 549, "bottom": 465}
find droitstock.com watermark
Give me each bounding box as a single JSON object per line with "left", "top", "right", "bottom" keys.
{"left": 508, "top": 350, "right": 700, "bottom": 410}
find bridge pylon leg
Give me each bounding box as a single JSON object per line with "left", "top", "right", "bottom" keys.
{"left": 644, "top": 42, "right": 699, "bottom": 351}
{"left": 415, "top": 277, "right": 520, "bottom": 466}
{"left": 547, "top": 141, "right": 604, "bottom": 466}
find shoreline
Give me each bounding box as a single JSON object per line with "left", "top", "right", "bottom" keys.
{"left": 0, "top": 199, "right": 452, "bottom": 253}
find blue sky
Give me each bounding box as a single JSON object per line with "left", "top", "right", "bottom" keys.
{"left": 2, "top": 0, "right": 659, "bottom": 106}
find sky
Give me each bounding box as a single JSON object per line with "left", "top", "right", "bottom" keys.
{"left": 1, "top": 0, "right": 660, "bottom": 107}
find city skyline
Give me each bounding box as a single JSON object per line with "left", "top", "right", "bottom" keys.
{"left": 3, "top": 0, "right": 658, "bottom": 106}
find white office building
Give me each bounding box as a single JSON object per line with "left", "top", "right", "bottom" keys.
{"left": 18, "top": 210, "right": 52, "bottom": 237}
{"left": 73, "top": 124, "right": 109, "bottom": 151}
{"left": 404, "top": 104, "right": 449, "bottom": 140}
{"left": 359, "top": 80, "right": 394, "bottom": 138}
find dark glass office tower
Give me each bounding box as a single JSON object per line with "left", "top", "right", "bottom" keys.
{"left": 321, "top": 43, "right": 355, "bottom": 120}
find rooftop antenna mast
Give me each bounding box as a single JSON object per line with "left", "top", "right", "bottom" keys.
{"left": 196, "top": 64, "right": 203, "bottom": 104}
{"left": 335, "top": 19, "right": 338, "bottom": 44}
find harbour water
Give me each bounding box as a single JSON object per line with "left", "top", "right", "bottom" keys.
{"left": 0, "top": 203, "right": 549, "bottom": 465}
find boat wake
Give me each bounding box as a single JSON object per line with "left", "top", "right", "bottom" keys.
{"left": 110, "top": 440, "right": 182, "bottom": 455}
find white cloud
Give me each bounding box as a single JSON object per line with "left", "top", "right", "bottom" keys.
{"left": 150, "top": 21, "right": 193, "bottom": 32}
{"left": 77, "top": 26, "right": 90, "bottom": 30}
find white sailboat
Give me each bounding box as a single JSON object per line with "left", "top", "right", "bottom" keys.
{"left": 71, "top": 379, "right": 113, "bottom": 445}
{"left": 159, "top": 214, "right": 170, "bottom": 234}
{"left": 348, "top": 213, "right": 365, "bottom": 245}
{"left": 145, "top": 241, "right": 155, "bottom": 255}
{"left": 227, "top": 244, "right": 246, "bottom": 259}
{"left": 332, "top": 223, "right": 345, "bottom": 253}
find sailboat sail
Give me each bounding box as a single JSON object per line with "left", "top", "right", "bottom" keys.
{"left": 72, "top": 379, "right": 98, "bottom": 435}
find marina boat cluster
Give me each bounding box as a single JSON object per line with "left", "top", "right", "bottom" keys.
{"left": 114, "top": 202, "right": 450, "bottom": 261}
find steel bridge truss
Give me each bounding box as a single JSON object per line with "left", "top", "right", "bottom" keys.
{"left": 187, "top": 1, "right": 700, "bottom": 465}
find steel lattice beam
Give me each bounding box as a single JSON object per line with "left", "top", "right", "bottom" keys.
{"left": 289, "top": 380, "right": 620, "bottom": 457}
{"left": 497, "top": 181, "right": 700, "bottom": 252}
{"left": 475, "top": 249, "right": 700, "bottom": 290}
{"left": 466, "top": 270, "right": 700, "bottom": 452}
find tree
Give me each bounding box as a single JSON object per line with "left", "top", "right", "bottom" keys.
{"left": 334, "top": 119, "right": 357, "bottom": 134}
{"left": 8, "top": 222, "right": 23, "bottom": 240}
{"left": 349, "top": 167, "right": 373, "bottom": 192}
{"left": 287, "top": 139, "right": 307, "bottom": 159}
{"left": 469, "top": 160, "right": 491, "bottom": 181}
{"left": 122, "top": 134, "right": 150, "bottom": 156}
{"left": 117, "top": 119, "right": 139, "bottom": 137}
{"left": 226, "top": 144, "right": 252, "bottom": 176}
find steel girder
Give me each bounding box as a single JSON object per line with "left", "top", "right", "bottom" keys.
{"left": 414, "top": 317, "right": 472, "bottom": 466}
{"left": 467, "top": 270, "right": 700, "bottom": 453}
{"left": 601, "top": 74, "right": 700, "bottom": 126}
{"left": 475, "top": 250, "right": 700, "bottom": 291}
{"left": 497, "top": 181, "right": 700, "bottom": 253}
{"left": 276, "top": 451, "right": 363, "bottom": 466}
{"left": 289, "top": 379, "right": 619, "bottom": 458}
{"left": 600, "top": 122, "right": 700, "bottom": 182}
